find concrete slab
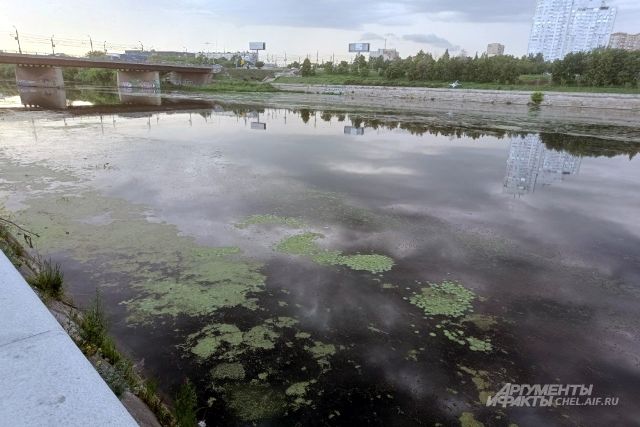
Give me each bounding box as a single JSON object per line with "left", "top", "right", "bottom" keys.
{"left": 0, "top": 251, "right": 137, "bottom": 426}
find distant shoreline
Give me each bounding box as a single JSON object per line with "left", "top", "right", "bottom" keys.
{"left": 272, "top": 83, "right": 640, "bottom": 111}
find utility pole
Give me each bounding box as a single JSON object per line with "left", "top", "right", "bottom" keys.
{"left": 139, "top": 41, "right": 144, "bottom": 51}
{"left": 12, "top": 26, "right": 22, "bottom": 54}
{"left": 50, "top": 35, "right": 56, "bottom": 55}
{"left": 316, "top": 50, "right": 319, "bottom": 65}
{"left": 88, "top": 35, "right": 93, "bottom": 51}
{"left": 103, "top": 41, "right": 107, "bottom": 53}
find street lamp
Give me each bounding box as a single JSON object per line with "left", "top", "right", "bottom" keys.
{"left": 139, "top": 41, "right": 144, "bottom": 51}
{"left": 12, "top": 26, "right": 22, "bottom": 54}
{"left": 50, "top": 35, "right": 56, "bottom": 55}
{"left": 88, "top": 35, "right": 93, "bottom": 51}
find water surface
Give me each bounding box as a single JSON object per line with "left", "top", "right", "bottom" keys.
{"left": 1, "top": 89, "right": 639, "bottom": 426}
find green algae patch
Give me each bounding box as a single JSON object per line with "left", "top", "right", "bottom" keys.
{"left": 189, "top": 324, "right": 244, "bottom": 359}
{"left": 460, "top": 412, "right": 484, "bottom": 427}
{"left": 275, "top": 232, "right": 324, "bottom": 256}
{"left": 458, "top": 366, "right": 493, "bottom": 404}
{"left": 275, "top": 232, "right": 394, "bottom": 274}
{"left": 285, "top": 381, "right": 314, "bottom": 408}
{"left": 305, "top": 341, "right": 336, "bottom": 372}
{"left": 339, "top": 254, "right": 394, "bottom": 274}
{"left": 463, "top": 314, "right": 498, "bottom": 332}
{"left": 466, "top": 336, "right": 493, "bottom": 352}
{"left": 410, "top": 281, "right": 475, "bottom": 318}
{"left": 224, "top": 383, "right": 287, "bottom": 422}
{"left": 211, "top": 363, "right": 246, "bottom": 380}
{"left": 235, "top": 214, "right": 305, "bottom": 229}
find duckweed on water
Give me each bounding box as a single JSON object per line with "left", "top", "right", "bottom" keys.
{"left": 211, "top": 363, "right": 246, "bottom": 380}
{"left": 224, "top": 383, "right": 287, "bottom": 422}
{"left": 235, "top": 214, "right": 305, "bottom": 229}
{"left": 459, "top": 412, "right": 484, "bottom": 427}
{"left": 410, "top": 281, "right": 475, "bottom": 318}
{"left": 275, "top": 232, "right": 394, "bottom": 274}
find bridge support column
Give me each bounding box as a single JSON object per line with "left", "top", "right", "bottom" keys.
{"left": 116, "top": 70, "right": 160, "bottom": 89}
{"left": 15, "top": 65, "right": 64, "bottom": 88}
{"left": 169, "top": 71, "right": 212, "bottom": 86}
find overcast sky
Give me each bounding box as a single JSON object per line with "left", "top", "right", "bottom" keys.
{"left": 1, "top": 0, "right": 639, "bottom": 62}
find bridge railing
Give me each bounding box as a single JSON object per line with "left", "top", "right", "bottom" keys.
{"left": 0, "top": 50, "right": 217, "bottom": 69}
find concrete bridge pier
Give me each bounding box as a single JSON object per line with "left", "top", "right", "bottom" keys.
{"left": 15, "top": 65, "right": 64, "bottom": 88}
{"left": 18, "top": 87, "right": 67, "bottom": 109}
{"left": 116, "top": 70, "right": 160, "bottom": 89}
{"left": 169, "top": 71, "right": 212, "bottom": 86}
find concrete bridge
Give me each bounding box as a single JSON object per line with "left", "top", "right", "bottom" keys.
{"left": 0, "top": 52, "right": 215, "bottom": 88}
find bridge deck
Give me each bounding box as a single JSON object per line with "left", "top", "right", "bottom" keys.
{"left": 0, "top": 53, "right": 213, "bottom": 73}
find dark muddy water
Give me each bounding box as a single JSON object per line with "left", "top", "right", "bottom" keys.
{"left": 1, "top": 89, "right": 639, "bottom": 427}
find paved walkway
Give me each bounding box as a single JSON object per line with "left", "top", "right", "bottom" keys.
{"left": 0, "top": 251, "right": 137, "bottom": 426}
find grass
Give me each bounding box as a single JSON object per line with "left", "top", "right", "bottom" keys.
{"left": 169, "top": 80, "right": 279, "bottom": 93}
{"left": 80, "top": 291, "right": 108, "bottom": 348}
{"left": 28, "top": 258, "right": 64, "bottom": 298}
{"left": 174, "top": 379, "right": 198, "bottom": 427}
{"left": 274, "top": 72, "right": 640, "bottom": 94}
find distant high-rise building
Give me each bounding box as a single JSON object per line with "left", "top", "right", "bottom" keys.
{"left": 565, "top": 1, "right": 616, "bottom": 55}
{"left": 609, "top": 32, "right": 640, "bottom": 51}
{"left": 527, "top": 0, "right": 617, "bottom": 61}
{"left": 486, "top": 43, "right": 505, "bottom": 56}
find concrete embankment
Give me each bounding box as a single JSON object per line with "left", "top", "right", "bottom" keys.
{"left": 272, "top": 83, "right": 640, "bottom": 111}
{"left": 0, "top": 251, "right": 137, "bottom": 427}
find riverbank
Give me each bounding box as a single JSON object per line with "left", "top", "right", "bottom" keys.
{"left": 0, "top": 220, "right": 176, "bottom": 426}
{"left": 272, "top": 83, "right": 640, "bottom": 111}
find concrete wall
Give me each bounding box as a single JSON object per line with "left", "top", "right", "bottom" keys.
{"left": 15, "top": 65, "right": 64, "bottom": 88}
{"left": 273, "top": 83, "right": 640, "bottom": 111}
{"left": 168, "top": 71, "right": 212, "bottom": 86}
{"left": 116, "top": 70, "right": 160, "bottom": 89}
{"left": 0, "top": 251, "right": 137, "bottom": 426}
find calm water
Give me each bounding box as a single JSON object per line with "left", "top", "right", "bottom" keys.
{"left": 1, "top": 89, "right": 639, "bottom": 426}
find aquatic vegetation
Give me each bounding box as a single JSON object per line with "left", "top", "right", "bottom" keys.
{"left": 275, "top": 232, "right": 394, "bottom": 274}
{"left": 459, "top": 412, "right": 484, "bottom": 427}
{"left": 463, "top": 314, "right": 498, "bottom": 332}
{"left": 224, "top": 383, "right": 287, "bottom": 422}
{"left": 410, "top": 281, "right": 475, "bottom": 318}
{"left": 466, "top": 337, "right": 493, "bottom": 352}
{"left": 235, "top": 214, "right": 305, "bottom": 229}
{"left": 211, "top": 363, "right": 246, "bottom": 380}
{"left": 339, "top": 254, "right": 394, "bottom": 274}
{"left": 285, "top": 381, "right": 315, "bottom": 408}
{"left": 305, "top": 341, "right": 336, "bottom": 371}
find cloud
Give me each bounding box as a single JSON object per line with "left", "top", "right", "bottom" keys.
{"left": 360, "top": 32, "right": 386, "bottom": 41}
{"left": 402, "top": 33, "right": 460, "bottom": 50}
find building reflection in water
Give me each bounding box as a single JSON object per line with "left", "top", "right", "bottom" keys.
{"left": 504, "top": 134, "right": 581, "bottom": 196}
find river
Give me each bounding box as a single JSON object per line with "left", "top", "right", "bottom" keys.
{"left": 1, "top": 86, "right": 639, "bottom": 426}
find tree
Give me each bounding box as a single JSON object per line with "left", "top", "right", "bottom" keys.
{"left": 255, "top": 61, "right": 265, "bottom": 69}
{"left": 322, "top": 61, "right": 335, "bottom": 74}
{"left": 301, "top": 58, "right": 314, "bottom": 76}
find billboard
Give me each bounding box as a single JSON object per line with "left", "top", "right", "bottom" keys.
{"left": 249, "top": 42, "right": 266, "bottom": 50}
{"left": 349, "top": 43, "right": 370, "bottom": 53}
{"left": 251, "top": 122, "right": 267, "bottom": 130}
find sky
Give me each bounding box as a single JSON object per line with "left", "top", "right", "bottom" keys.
{"left": 1, "top": 0, "right": 639, "bottom": 62}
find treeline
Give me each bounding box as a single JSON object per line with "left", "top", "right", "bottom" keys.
{"left": 303, "top": 48, "right": 640, "bottom": 87}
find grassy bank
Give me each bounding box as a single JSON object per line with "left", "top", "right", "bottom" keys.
{"left": 168, "top": 80, "right": 279, "bottom": 93}
{"left": 274, "top": 73, "right": 640, "bottom": 94}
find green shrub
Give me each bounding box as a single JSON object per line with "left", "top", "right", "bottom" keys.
{"left": 174, "top": 379, "right": 198, "bottom": 427}
{"left": 28, "top": 259, "right": 63, "bottom": 298}
{"left": 531, "top": 91, "right": 544, "bottom": 105}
